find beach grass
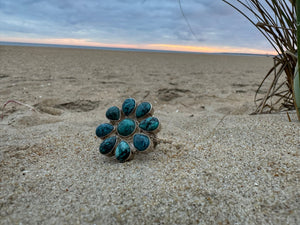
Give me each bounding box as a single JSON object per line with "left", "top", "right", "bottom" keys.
{"left": 223, "top": 0, "right": 299, "bottom": 119}
{"left": 295, "top": 0, "right": 300, "bottom": 118}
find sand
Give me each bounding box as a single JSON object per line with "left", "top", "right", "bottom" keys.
{"left": 0, "top": 45, "right": 299, "bottom": 224}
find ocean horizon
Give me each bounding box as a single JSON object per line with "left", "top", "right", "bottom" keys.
{"left": 0, "top": 41, "right": 273, "bottom": 57}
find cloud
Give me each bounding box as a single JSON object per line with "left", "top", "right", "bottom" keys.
{"left": 0, "top": 0, "right": 275, "bottom": 52}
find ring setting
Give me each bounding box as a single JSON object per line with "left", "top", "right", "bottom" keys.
{"left": 95, "top": 98, "right": 160, "bottom": 162}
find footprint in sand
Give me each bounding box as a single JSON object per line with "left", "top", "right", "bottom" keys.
{"left": 34, "top": 99, "right": 100, "bottom": 114}
{"left": 4, "top": 99, "right": 101, "bottom": 127}
{"left": 54, "top": 100, "right": 100, "bottom": 112}
{"left": 158, "top": 88, "right": 191, "bottom": 101}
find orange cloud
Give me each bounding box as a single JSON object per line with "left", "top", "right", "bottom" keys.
{"left": 0, "top": 37, "right": 138, "bottom": 49}
{"left": 0, "top": 37, "right": 276, "bottom": 55}
{"left": 148, "top": 44, "right": 276, "bottom": 55}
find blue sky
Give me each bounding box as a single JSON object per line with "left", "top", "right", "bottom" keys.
{"left": 0, "top": 0, "right": 276, "bottom": 54}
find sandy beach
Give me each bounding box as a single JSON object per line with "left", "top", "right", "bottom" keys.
{"left": 0, "top": 45, "right": 299, "bottom": 224}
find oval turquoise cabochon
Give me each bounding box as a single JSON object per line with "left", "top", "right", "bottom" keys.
{"left": 122, "top": 98, "right": 136, "bottom": 116}
{"left": 106, "top": 106, "right": 120, "bottom": 121}
{"left": 136, "top": 102, "right": 151, "bottom": 118}
{"left": 99, "top": 136, "right": 117, "bottom": 154}
{"left": 133, "top": 134, "right": 150, "bottom": 151}
{"left": 139, "top": 117, "right": 159, "bottom": 132}
{"left": 117, "top": 118, "right": 136, "bottom": 136}
{"left": 96, "top": 123, "right": 114, "bottom": 138}
{"left": 115, "top": 141, "right": 131, "bottom": 162}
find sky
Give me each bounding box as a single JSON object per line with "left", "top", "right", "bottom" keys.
{"left": 0, "top": 0, "right": 277, "bottom": 54}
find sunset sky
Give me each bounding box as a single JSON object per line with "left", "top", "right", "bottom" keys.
{"left": 0, "top": 0, "right": 277, "bottom": 54}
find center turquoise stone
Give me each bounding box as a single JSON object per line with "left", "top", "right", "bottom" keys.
{"left": 117, "top": 118, "right": 136, "bottom": 136}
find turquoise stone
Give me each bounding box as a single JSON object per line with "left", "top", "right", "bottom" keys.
{"left": 133, "top": 134, "right": 150, "bottom": 151}
{"left": 99, "top": 136, "right": 117, "bottom": 154}
{"left": 136, "top": 102, "right": 151, "bottom": 118}
{"left": 139, "top": 117, "right": 159, "bottom": 132}
{"left": 106, "top": 106, "right": 120, "bottom": 121}
{"left": 117, "top": 118, "right": 136, "bottom": 136}
{"left": 115, "top": 141, "right": 131, "bottom": 162}
{"left": 122, "top": 98, "right": 136, "bottom": 116}
{"left": 95, "top": 123, "right": 114, "bottom": 138}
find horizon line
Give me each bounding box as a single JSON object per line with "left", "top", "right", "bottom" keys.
{"left": 0, "top": 39, "right": 276, "bottom": 56}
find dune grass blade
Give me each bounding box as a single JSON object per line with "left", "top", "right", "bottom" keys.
{"left": 295, "top": 0, "right": 300, "bottom": 120}
{"left": 1, "top": 100, "right": 37, "bottom": 120}
{"left": 223, "top": 0, "right": 297, "bottom": 115}
{"left": 298, "top": 0, "right": 300, "bottom": 79}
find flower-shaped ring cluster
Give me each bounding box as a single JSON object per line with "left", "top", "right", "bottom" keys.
{"left": 95, "top": 98, "right": 160, "bottom": 162}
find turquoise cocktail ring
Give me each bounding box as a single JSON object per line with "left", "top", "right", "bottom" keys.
{"left": 95, "top": 98, "right": 161, "bottom": 162}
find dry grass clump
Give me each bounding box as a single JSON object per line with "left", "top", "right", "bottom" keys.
{"left": 223, "top": 0, "right": 297, "bottom": 114}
